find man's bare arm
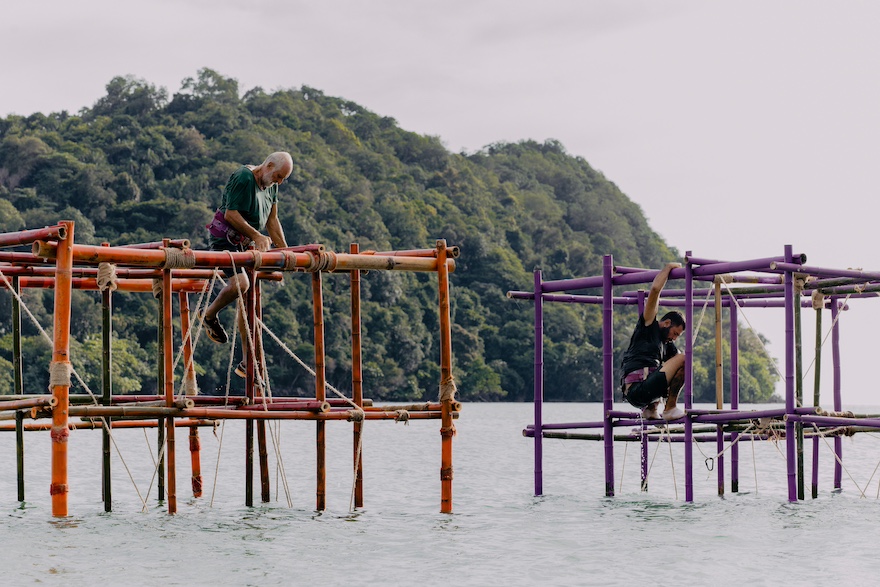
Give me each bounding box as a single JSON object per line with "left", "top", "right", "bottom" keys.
{"left": 644, "top": 262, "right": 681, "bottom": 325}
{"left": 265, "top": 204, "right": 287, "bottom": 249}
{"left": 224, "top": 209, "right": 271, "bottom": 252}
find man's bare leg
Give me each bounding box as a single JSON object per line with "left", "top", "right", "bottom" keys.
{"left": 660, "top": 354, "right": 686, "bottom": 420}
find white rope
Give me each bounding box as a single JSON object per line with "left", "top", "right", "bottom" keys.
{"left": 719, "top": 276, "right": 785, "bottom": 381}
{"left": 810, "top": 422, "right": 867, "bottom": 498}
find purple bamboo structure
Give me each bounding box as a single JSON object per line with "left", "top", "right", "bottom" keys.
{"left": 514, "top": 244, "right": 880, "bottom": 504}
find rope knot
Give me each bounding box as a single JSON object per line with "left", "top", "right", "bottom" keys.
{"left": 97, "top": 262, "right": 118, "bottom": 292}
{"left": 439, "top": 376, "right": 457, "bottom": 403}
{"left": 395, "top": 409, "right": 410, "bottom": 424}
{"left": 163, "top": 247, "right": 196, "bottom": 269}
{"left": 348, "top": 408, "right": 365, "bottom": 422}
{"left": 48, "top": 361, "right": 72, "bottom": 390}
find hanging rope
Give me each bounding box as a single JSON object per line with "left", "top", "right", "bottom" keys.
{"left": 96, "top": 262, "right": 118, "bottom": 292}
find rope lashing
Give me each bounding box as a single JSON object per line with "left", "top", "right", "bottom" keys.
{"left": 163, "top": 247, "right": 196, "bottom": 269}
{"left": 97, "top": 262, "right": 118, "bottom": 292}
{"left": 348, "top": 408, "right": 365, "bottom": 422}
{"left": 812, "top": 290, "right": 825, "bottom": 310}
{"left": 395, "top": 410, "right": 410, "bottom": 424}
{"left": 48, "top": 361, "right": 72, "bottom": 390}
{"left": 439, "top": 376, "right": 457, "bottom": 403}
{"left": 251, "top": 250, "right": 263, "bottom": 271}
{"left": 793, "top": 273, "right": 809, "bottom": 295}
{"left": 282, "top": 251, "right": 298, "bottom": 271}
{"left": 183, "top": 370, "right": 199, "bottom": 396}
{"left": 306, "top": 251, "right": 338, "bottom": 272}
{"left": 151, "top": 278, "right": 162, "bottom": 299}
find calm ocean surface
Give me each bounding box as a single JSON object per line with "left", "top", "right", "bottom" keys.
{"left": 2, "top": 402, "right": 880, "bottom": 586}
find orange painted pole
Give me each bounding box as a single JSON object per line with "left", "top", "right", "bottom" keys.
{"left": 313, "top": 270, "right": 327, "bottom": 511}
{"left": 0, "top": 224, "right": 66, "bottom": 247}
{"left": 255, "top": 279, "right": 271, "bottom": 503}
{"left": 162, "top": 265, "right": 177, "bottom": 514}
{"left": 244, "top": 267, "right": 256, "bottom": 507}
{"left": 179, "top": 292, "right": 202, "bottom": 498}
{"left": 437, "top": 239, "right": 455, "bottom": 514}
{"left": 50, "top": 221, "right": 74, "bottom": 517}
{"left": 350, "top": 243, "right": 364, "bottom": 508}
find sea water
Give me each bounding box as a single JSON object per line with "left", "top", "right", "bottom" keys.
{"left": 1, "top": 402, "right": 879, "bottom": 586}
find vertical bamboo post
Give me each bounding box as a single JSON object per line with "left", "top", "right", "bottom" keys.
{"left": 245, "top": 268, "right": 256, "bottom": 507}
{"left": 602, "top": 255, "right": 614, "bottom": 497}
{"left": 714, "top": 280, "right": 724, "bottom": 496}
{"left": 811, "top": 306, "right": 822, "bottom": 498}
{"left": 437, "top": 240, "right": 455, "bottom": 512}
{"left": 684, "top": 253, "right": 694, "bottom": 502}
{"left": 157, "top": 300, "right": 165, "bottom": 501}
{"left": 313, "top": 269, "right": 327, "bottom": 511}
{"left": 350, "top": 243, "right": 364, "bottom": 508}
{"left": 533, "top": 269, "right": 544, "bottom": 496}
{"left": 50, "top": 220, "right": 74, "bottom": 517}
{"left": 179, "top": 292, "right": 202, "bottom": 498}
{"left": 637, "top": 290, "right": 648, "bottom": 492}
{"left": 794, "top": 277, "right": 804, "bottom": 500}
{"left": 101, "top": 276, "right": 113, "bottom": 512}
{"left": 784, "top": 245, "right": 797, "bottom": 503}
{"left": 729, "top": 302, "right": 740, "bottom": 493}
{"left": 162, "top": 266, "right": 177, "bottom": 514}
{"left": 830, "top": 296, "right": 842, "bottom": 489}
{"left": 12, "top": 275, "right": 24, "bottom": 501}
{"left": 255, "top": 278, "right": 271, "bottom": 503}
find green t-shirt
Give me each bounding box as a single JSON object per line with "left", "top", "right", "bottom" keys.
{"left": 210, "top": 166, "right": 278, "bottom": 246}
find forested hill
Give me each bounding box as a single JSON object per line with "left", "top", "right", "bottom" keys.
{"left": 0, "top": 68, "right": 778, "bottom": 402}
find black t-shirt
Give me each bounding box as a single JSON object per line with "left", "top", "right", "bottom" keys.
{"left": 620, "top": 315, "right": 671, "bottom": 377}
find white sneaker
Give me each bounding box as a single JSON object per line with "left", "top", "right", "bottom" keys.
{"left": 662, "top": 406, "right": 685, "bottom": 421}
{"left": 641, "top": 403, "right": 660, "bottom": 420}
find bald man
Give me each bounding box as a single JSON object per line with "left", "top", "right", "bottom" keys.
{"left": 203, "top": 152, "right": 292, "bottom": 373}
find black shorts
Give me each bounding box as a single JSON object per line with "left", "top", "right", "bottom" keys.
{"left": 622, "top": 370, "right": 669, "bottom": 409}
{"left": 210, "top": 240, "right": 246, "bottom": 278}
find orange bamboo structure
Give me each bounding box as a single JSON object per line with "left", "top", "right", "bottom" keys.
{"left": 3, "top": 219, "right": 460, "bottom": 516}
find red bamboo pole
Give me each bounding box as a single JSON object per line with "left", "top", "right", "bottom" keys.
{"left": 255, "top": 278, "right": 271, "bottom": 503}
{"left": 0, "top": 419, "right": 218, "bottom": 431}
{"left": 17, "top": 276, "right": 208, "bottom": 293}
{"left": 162, "top": 265, "right": 177, "bottom": 514}
{"left": 122, "top": 239, "right": 191, "bottom": 249}
{"left": 437, "top": 239, "right": 455, "bottom": 514}
{"left": 179, "top": 292, "right": 202, "bottom": 498}
{"left": 0, "top": 397, "right": 58, "bottom": 411}
{"left": 350, "top": 243, "right": 364, "bottom": 508}
{"left": 313, "top": 270, "right": 327, "bottom": 511}
{"left": 50, "top": 221, "right": 74, "bottom": 517}
{"left": 0, "top": 224, "right": 66, "bottom": 247}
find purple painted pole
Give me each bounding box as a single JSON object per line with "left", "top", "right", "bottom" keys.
{"left": 772, "top": 262, "right": 880, "bottom": 281}
{"left": 533, "top": 269, "right": 544, "bottom": 496}
{"left": 602, "top": 255, "right": 615, "bottom": 497}
{"left": 784, "top": 245, "right": 797, "bottom": 502}
{"left": 684, "top": 254, "right": 694, "bottom": 502}
{"left": 638, "top": 290, "right": 648, "bottom": 491}
{"left": 729, "top": 302, "right": 740, "bottom": 493}
{"left": 831, "top": 296, "right": 842, "bottom": 489}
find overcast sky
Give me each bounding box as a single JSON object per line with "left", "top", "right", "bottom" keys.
{"left": 2, "top": 1, "right": 878, "bottom": 403}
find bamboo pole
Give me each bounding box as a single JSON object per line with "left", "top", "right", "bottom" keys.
{"left": 12, "top": 274, "right": 24, "bottom": 501}
{"left": 714, "top": 280, "right": 723, "bottom": 497}
{"left": 255, "top": 278, "right": 271, "bottom": 504}
{"left": 0, "top": 224, "right": 66, "bottom": 247}
{"left": 245, "top": 267, "right": 256, "bottom": 508}
{"left": 350, "top": 243, "right": 364, "bottom": 508}
{"left": 438, "top": 240, "right": 455, "bottom": 512}
{"left": 101, "top": 272, "right": 113, "bottom": 512}
{"left": 684, "top": 253, "right": 694, "bottom": 502}
{"left": 784, "top": 245, "right": 797, "bottom": 503}
{"left": 179, "top": 292, "right": 202, "bottom": 498}
{"left": 162, "top": 265, "right": 177, "bottom": 514}
{"left": 794, "top": 279, "right": 805, "bottom": 500}
{"left": 533, "top": 269, "right": 544, "bottom": 496}
{"left": 730, "top": 303, "right": 740, "bottom": 493}
{"left": 602, "top": 255, "right": 614, "bottom": 497}
{"left": 831, "top": 296, "right": 843, "bottom": 489}
{"left": 313, "top": 270, "right": 327, "bottom": 511}
{"left": 811, "top": 305, "right": 822, "bottom": 498}
{"left": 156, "top": 289, "right": 165, "bottom": 503}
{"left": 50, "top": 220, "right": 74, "bottom": 517}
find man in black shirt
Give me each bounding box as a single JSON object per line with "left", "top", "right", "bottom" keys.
{"left": 620, "top": 262, "right": 687, "bottom": 421}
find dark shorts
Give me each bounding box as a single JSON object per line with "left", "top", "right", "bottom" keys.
{"left": 622, "top": 370, "right": 669, "bottom": 409}
{"left": 210, "top": 240, "right": 246, "bottom": 278}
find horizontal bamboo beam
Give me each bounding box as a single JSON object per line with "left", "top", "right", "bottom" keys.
{"left": 0, "top": 225, "right": 67, "bottom": 248}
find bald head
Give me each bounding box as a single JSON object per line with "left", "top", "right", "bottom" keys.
{"left": 254, "top": 151, "right": 293, "bottom": 189}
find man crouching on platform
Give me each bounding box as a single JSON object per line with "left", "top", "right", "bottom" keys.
{"left": 620, "top": 262, "right": 687, "bottom": 421}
